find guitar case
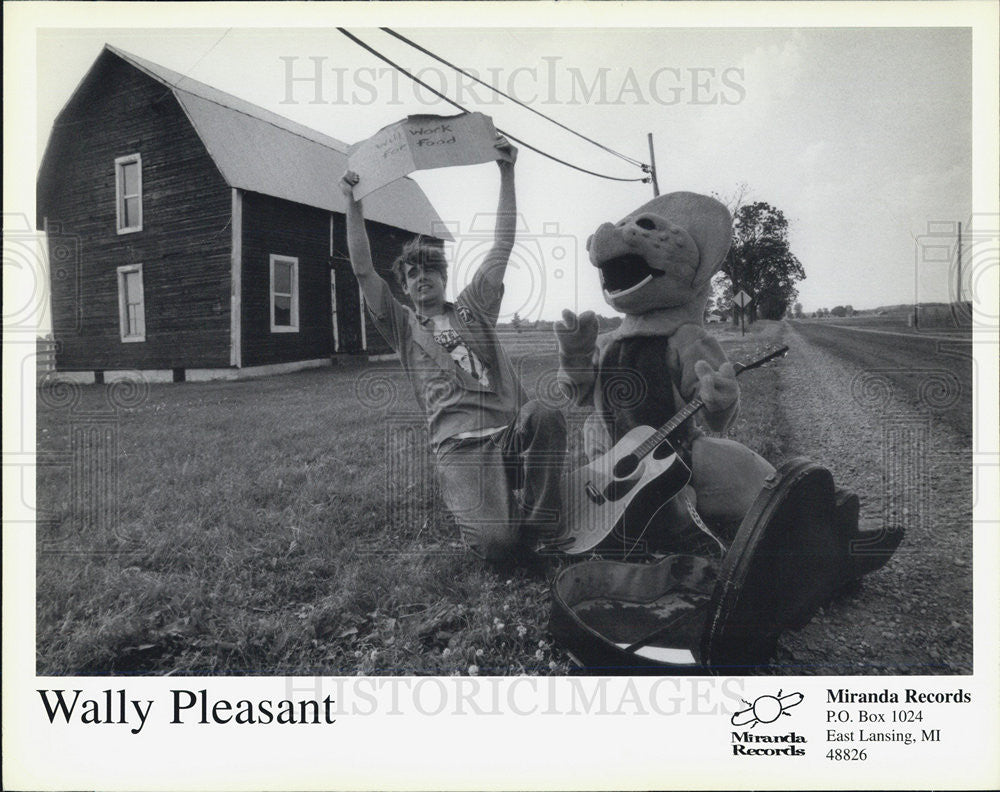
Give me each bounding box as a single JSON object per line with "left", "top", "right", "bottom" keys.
{"left": 550, "top": 457, "right": 899, "bottom": 673}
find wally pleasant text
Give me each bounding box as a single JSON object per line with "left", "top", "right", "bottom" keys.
{"left": 38, "top": 689, "right": 338, "bottom": 734}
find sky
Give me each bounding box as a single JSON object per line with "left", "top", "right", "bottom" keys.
{"left": 25, "top": 17, "right": 981, "bottom": 323}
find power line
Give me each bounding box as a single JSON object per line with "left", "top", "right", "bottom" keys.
{"left": 151, "top": 29, "right": 234, "bottom": 105}
{"left": 54, "top": 31, "right": 236, "bottom": 129}
{"left": 336, "top": 28, "right": 649, "bottom": 184}
{"left": 380, "top": 27, "right": 647, "bottom": 170}
{"left": 175, "top": 28, "right": 233, "bottom": 88}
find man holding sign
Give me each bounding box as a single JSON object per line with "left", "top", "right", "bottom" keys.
{"left": 340, "top": 132, "right": 567, "bottom": 562}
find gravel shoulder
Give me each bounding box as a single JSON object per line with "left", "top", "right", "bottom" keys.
{"left": 771, "top": 321, "right": 973, "bottom": 674}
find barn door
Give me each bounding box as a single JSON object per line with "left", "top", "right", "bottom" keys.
{"left": 332, "top": 260, "right": 362, "bottom": 353}
{"left": 330, "top": 270, "right": 340, "bottom": 352}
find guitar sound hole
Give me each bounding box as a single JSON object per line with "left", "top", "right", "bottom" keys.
{"left": 613, "top": 454, "right": 639, "bottom": 478}
{"left": 652, "top": 441, "right": 674, "bottom": 460}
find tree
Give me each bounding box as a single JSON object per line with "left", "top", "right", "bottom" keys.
{"left": 793, "top": 302, "right": 803, "bottom": 319}
{"left": 511, "top": 312, "right": 523, "bottom": 334}
{"left": 720, "top": 201, "right": 806, "bottom": 323}
{"left": 707, "top": 271, "right": 732, "bottom": 320}
{"left": 831, "top": 305, "right": 847, "bottom": 317}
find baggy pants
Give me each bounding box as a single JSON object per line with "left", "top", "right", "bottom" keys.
{"left": 436, "top": 400, "right": 567, "bottom": 560}
{"left": 689, "top": 435, "right": 776, "bottom": 521}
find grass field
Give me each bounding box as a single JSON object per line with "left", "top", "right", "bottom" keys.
{"left": 36, "top": 322, "right": 789, "bottom": 676}
{"left": 798, "top": 302, "right": 973, "bottom": 334}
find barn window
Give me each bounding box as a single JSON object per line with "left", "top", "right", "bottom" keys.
{"left": 115, "top": 154, "right": 143, "bottom": 234}
{"left": 117, "top": 264, "right": 146, "bottom": 342}
{"left": 270, "top": 254, "right": 299, "bottom": 332}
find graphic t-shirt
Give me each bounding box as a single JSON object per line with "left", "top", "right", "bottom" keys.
{"left": 430, "top": 312, "right": 490, "bottom": 388}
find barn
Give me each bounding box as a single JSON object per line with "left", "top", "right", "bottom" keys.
{"left": 37, "top": 45, "right": 448, "bottom": 382}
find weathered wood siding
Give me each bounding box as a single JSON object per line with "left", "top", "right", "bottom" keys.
{"left": 239, "top": 192, "right": 333, "bottom": 366}
{"left": 240, "top": 199, "right": 418, "bottom": 363}
{"left": 38, "top": 52, "right": 232, "bottom": 370}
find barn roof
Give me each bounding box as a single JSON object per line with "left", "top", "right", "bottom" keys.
{"left": 67, "top": 45, "right": 450, "bottom": 239}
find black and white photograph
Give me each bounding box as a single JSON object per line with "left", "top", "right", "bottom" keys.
{"left": 4, "top": 1, "right": 998, "bottom": 789}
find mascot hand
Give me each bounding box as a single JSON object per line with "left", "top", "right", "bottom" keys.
{"left": 554, "top": 309, "right": 599, "bottom": 358}
{"left": 694, "top": 359, "right": 738, "bottom": 414}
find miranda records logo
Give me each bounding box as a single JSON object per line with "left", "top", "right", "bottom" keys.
{"left": 729, "top": 690, "right": 807, "bottom": 757}
{"left": 731, "top": 690, "right": 804, "bottom": 727}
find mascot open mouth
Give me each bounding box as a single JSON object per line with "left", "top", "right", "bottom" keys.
{"left": 598, "top": 253, "right": 663, "bottom": 296}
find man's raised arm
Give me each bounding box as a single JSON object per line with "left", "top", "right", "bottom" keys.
{"left": 463, "top": 137, "right": 518, "bottom": 322}
{"left": 340, "top": 171, "right": 406, "bottom": 346}
{"left": 341, "top": 171, "right": 383, "bottom": 301}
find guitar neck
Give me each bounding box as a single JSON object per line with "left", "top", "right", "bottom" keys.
{"left": 632, "top": 396, "right": 705, "bottom": 460}
{"left": 629, "top": 345, "right": 788, "bottom": 461}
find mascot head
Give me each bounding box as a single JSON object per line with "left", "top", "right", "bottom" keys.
{"left": 588, "top": 191, "right": 732, "bottom": 316}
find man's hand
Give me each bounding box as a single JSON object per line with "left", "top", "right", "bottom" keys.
{"left": 694, "top": 359, "right": 738, "bottom": 414}
{"left": 340, "top": 170, "right": 360, "bottom": 199}
{"left": 555, "top": 309, "right": 599, "bottom": 358}
{"left": 495, "top": 135, "right": 518, "bottom": 168}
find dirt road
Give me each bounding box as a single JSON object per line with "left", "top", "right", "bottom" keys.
{"left": 795, "top": 322, "right": 973, "bottom": 437}
{"left": 772, "top": 321, "right": 973, "bottom": 674}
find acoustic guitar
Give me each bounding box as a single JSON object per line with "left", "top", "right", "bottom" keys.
{"left": 559, "top": 346, "right": 789, "bottom": 555}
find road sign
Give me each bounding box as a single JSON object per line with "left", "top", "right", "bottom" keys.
{"left": 733, "top": 289, "right": 753, "bottom": 337}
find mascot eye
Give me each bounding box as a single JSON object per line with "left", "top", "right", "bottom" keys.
{"left": 635, "top": 217, "right": 656, "bottom": 231}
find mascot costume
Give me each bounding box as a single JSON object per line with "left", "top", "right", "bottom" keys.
{"left": 554, "top": 192, "right": 900, "bottom": 582}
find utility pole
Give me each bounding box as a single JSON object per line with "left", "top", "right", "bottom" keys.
{"left": 956, "top": 221, "right": 963, "bottom": 303}
{"left": 647, "top": 132, "right": 660, "bottom": 197}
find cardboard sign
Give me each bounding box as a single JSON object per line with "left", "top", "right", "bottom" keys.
{"left": 347, "top": 112, "right": 502, "bottom": 199}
